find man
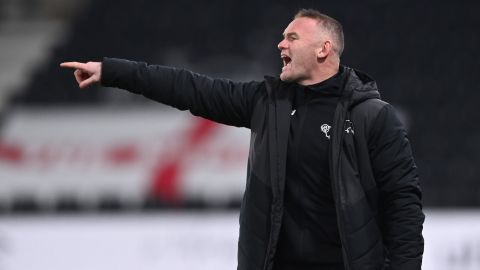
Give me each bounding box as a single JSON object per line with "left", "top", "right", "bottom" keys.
{"left": 61, "top": 9, "right": 424, "bottom": 270}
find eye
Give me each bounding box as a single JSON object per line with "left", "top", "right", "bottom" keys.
{"left": 288, "top": 35, "right": 298, "bottom": 41}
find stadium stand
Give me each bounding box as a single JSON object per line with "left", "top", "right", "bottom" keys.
{"left": 2, "top": 0, "right": 480, "bottom": 211}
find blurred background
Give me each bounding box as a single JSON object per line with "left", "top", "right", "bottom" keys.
{"left": 0, "top": 0, "right": 479, "bottom": 269}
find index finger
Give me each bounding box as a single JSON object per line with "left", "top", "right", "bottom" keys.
{"left": 60, "top": 62, "right": 87, "bottom": 70}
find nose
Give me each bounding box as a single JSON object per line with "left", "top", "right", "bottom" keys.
{"left": 278, "top": 39, "right": 287, "bottom": 50}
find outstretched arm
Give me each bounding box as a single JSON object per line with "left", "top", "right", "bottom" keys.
{"left": 61, "top": 58, "right": 263, "bottom": 128}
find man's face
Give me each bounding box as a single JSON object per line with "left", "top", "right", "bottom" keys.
{"left": 278, "top": 17, "right": 324, "bottom": 84}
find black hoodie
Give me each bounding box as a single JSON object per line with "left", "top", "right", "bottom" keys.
{"left": 275, "top": 67, "right": 346, "bottom": 269}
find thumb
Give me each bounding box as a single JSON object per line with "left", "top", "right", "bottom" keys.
{"left": 79, "top": 75, "right": 98, "bottom": 89}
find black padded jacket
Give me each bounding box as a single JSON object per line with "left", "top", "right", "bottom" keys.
{"left": 101, "top": 57, "right": 425, "bottom": 270}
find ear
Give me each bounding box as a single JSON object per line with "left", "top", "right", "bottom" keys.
{"left": 317, "top": 41, "right": 332, "bottom": 58}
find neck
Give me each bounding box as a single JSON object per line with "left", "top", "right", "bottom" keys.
{"left": 298, "top": 58, "right": 340, "bottom": 86}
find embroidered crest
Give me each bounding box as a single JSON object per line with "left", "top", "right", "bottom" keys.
{"left": 321, "top": 124, "right": 331, "bottom": 139}
{"left": 344, "top": 120, "right": 354, "bottom": 135}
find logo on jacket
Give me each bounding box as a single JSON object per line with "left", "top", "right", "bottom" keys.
{"left": 345, "top": 120, "right": 354, "bottom": 135}
{"left": 321, "top": 124, "right": 331, "bottom": 139}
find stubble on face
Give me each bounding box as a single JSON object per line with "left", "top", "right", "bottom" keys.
{"left": 278, "top": 18, "right": 324, "bottom": 84}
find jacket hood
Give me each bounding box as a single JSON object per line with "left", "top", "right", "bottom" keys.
{"left": 342, "top": 66, "right": 381, "bottom": 108}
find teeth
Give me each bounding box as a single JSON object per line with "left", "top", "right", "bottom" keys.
{"left": 281, "top": 53, "right": 291, "bottom": 69}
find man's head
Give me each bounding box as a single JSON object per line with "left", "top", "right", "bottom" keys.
{"left": 278, "top": 9, "right": 344, "bottom": 85}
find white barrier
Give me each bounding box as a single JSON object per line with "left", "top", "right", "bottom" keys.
{"left": 0, "top": 212, "right": 239, "bottom": 270}
{"left": 0, "top": 210, "right": 479, "bottom": 270}
{"left": 423, "top": 209, "right": 480, "bottom": 270}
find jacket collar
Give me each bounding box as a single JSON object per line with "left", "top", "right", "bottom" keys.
{"left": 264, "top": 66, "right": 381, "bottom": 109}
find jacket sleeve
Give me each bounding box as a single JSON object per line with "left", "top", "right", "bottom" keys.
{"left": 368, "top": 104, "right": 425, "bottom": 270}
{"left": 100, "top": 57, "right": 263, "bottom": 128}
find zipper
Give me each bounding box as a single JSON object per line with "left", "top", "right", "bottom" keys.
{"left": 330, "top": 96, "right": 354, "bottom": 270}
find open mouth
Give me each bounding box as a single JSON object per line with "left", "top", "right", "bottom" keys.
{"left": 281, "top": 54, "right": 292, "bottom": 68}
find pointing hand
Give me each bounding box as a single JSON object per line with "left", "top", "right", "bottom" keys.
{"left": 60, "top": 61, "right": 102, "bottom": 89}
